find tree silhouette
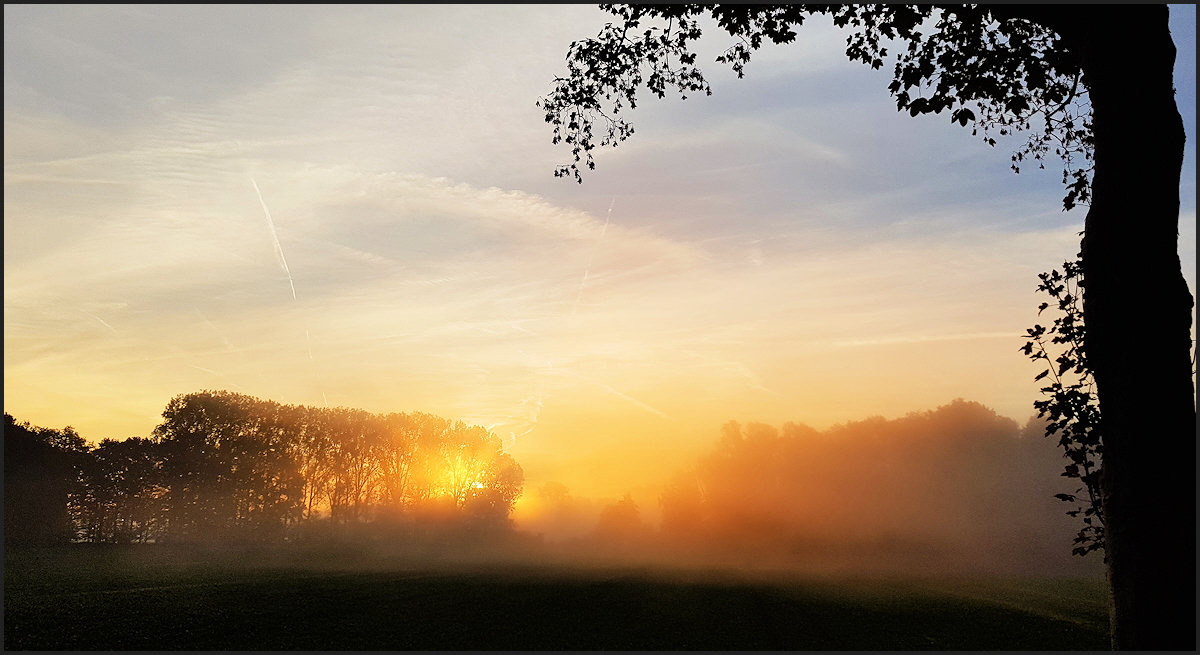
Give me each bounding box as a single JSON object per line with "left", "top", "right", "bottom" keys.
{"left": 594, "top": 493, "right": 646, "bottom": 546}
{"left": 3, "top": 414, "right": 87, "bottom": 544}
{"left": 74, "top": 437, "right": 168, "bottom": 543}
{"left": 325, "top": 407, "right": 384, "bottom": 525}
{"left": 143, "top": 391, "right": 523, "bottom": 540}
{"left": 464, "top": 453, "right": 525, "bottom": 529}
{"left": 6, "top": 394, "right": 525, "bottom": 545}
{"left": 539, "top": 5, "right": 1193, "bottom": 648}
{"left": 152, "top": 392, "right": 299, "bottom": 542}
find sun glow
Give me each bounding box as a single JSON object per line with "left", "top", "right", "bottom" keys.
{"left": 2, "top": 5, "right": 1192, "bottom": 585}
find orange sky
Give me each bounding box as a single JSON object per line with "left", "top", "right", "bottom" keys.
{"left": 5, "top": 5, "right": 1196, "bottom": 503}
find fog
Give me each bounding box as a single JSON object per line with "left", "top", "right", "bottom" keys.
{"left": 6, "top": 397, "right": 1103, "bottom": 581}
{"left": 221, "top": 398, "right": 1100, "bottom": 581}
{"left": 507, "top": 399, "right": 1103, "bottom": 579}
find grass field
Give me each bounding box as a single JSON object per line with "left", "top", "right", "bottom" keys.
{"left": 4, "top": 544, "right": 1110, "bottom": 650}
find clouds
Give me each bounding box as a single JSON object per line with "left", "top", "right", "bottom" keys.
{"left": 3, "top": 5, "right": 319, "bottom": 127}
{"left": 4, "top": 6, "right": 1195, "bottom": 500}
{"left": 4, "top": 147, "right": 714, "bottom": 451}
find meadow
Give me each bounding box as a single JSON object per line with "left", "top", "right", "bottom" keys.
{"left": 4, "top": 544, "right": 1110, "bottom": 650}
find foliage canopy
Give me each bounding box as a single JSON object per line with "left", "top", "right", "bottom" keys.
{"left": 538, "top": 4, "right": 1094, "bottom": 209}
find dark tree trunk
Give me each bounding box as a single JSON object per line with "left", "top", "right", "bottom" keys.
{"left": 1063, "top": 6, "right": 1195, "bottom": 650}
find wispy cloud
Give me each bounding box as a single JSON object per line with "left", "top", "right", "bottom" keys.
{"left": 3, "top": 4, "right": 1193, "bottom": 500}
{"left": 829, "top": 331, "right": 1021, "bottom": 349}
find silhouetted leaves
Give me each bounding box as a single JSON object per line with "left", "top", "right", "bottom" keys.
{"left": 539, "top": 5, "right": 1093, "bottom": 210}
{"left": 1024, "top": 254, "right": 1103, "bottom": 557}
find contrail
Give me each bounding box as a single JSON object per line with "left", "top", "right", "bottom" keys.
{"left": 187, "top": 365, "right": 243, "bottom": 389}
{"left": 194, "top": 308, "right": 235, "bottom": 351}
{"left": 556, "top": 367, "right": 673, "bottom": 420}
{"left": 571, "top": 197, "right": 614, "bottom": 316}
{"left": 80, "top": 309, "right": 118, "bottom": 334}
{"left": 593, "top": 377, "right": 672, "bottom": 420}
{"left": 251, "top": 176, "right": 327, "bottom": 408}
{"left": 251, "top": 177, "right": 297, "bottom": 300}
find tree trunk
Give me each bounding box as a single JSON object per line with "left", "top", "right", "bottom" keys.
{"left": 1069, "top": 7, "right": 1195, "bottom": 650}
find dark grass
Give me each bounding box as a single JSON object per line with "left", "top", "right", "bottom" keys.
{"left": 4, "top": 544, "right": 1110, "bottom": 650}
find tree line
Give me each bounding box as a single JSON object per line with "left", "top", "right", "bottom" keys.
{"left": 512, "top": 399, "right": 1100, "bottom": 576}
{"left": 4, "top": 390, "right": 524, "bottom": 545}
{"left": 652, "top": 400, "right": 1095, "bottom": 574}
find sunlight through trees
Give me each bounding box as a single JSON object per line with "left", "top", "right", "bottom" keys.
{"left": 9, "top": 391, "right": 525, "bottom": 545}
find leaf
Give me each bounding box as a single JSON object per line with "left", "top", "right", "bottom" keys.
{"left": 1034, "top": 370, "right": 1049, "bottom": 382}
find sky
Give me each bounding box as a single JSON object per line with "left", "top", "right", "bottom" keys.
{"left": 5, "top": 5, "right": 1196, "bottom": 501}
